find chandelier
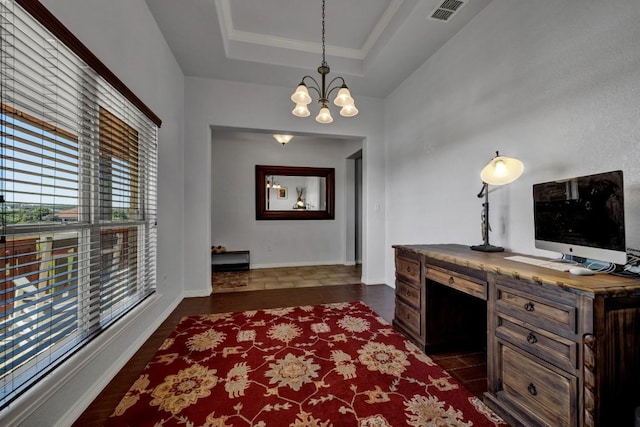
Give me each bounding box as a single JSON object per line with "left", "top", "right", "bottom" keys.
{"left": 290, "top": 0, "right": 358, "bottom": 124}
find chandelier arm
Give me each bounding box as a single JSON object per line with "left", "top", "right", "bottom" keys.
{"left": 327, "top": 76, "right": 346, "bottom": 88}
{"left": 300, "top": 76, "right": 322, "bottom": 98}
{"left": 325, "top": 77, "right": 348, "bottom": 99}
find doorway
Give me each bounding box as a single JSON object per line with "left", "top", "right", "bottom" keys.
{"left": 347, "top": 149, "right": 363, "bottom": 265}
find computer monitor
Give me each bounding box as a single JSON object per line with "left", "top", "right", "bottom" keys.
{"left": 533, "top": 170, "right": 627, "bottom": 264}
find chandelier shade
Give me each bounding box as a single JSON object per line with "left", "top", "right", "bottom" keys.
{"left": 340, "top": 104, "right": 359, "bottom": 117}
{"left": 316, "top": 105, "right": 334, "bottom": 124}
{"left": 292, "top": 103, "right": 311, "bottom": 117}
{"left": 333, "top": 87, "right": 353, "bottom": 107}
{"left": 290, "top": 0, "right": 358, "bottom": 123}
{"left": 291, "top": 84, "right": 312, "bottom": 105}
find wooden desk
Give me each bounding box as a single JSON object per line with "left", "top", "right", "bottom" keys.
{"left": 393, "top": 244, "right": 640, "bottom": 427}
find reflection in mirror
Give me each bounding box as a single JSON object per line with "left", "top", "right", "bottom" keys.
{"left": 265, "top": 175, "right": 326, "bottom": 211}
{"left": 256, "top": 165, "right": 334, "bottom": 220}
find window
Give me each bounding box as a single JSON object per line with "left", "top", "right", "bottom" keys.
{"left": 0, "top": 1, "right": 159, "bottom": 408}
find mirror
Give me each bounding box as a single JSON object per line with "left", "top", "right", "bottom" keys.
{"left": 255, "top": 165, "right": 335, "bottom": 220}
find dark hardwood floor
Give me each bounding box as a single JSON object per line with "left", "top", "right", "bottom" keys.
{"left": 73, "top": 282, "right": 487, "bottom": 426}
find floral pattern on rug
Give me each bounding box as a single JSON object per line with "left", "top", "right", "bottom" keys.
{"left": 107, "top": 301, "right": 507, "bottom": 426}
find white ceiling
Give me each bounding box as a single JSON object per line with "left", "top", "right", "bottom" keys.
{"left": 145, "top": 0, "right": 494, "bottom": 98}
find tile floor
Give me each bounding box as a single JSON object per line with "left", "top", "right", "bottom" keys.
{"left": 212, "top": 264, "right": 362, "bottom": 293}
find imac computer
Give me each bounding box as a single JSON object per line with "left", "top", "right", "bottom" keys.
{"left": 533, "top": 170, "right": 627, "bottom": 265}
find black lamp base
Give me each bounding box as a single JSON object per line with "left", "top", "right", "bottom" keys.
{"left": 470, "top": 244, "right": 504, "bottom": 252}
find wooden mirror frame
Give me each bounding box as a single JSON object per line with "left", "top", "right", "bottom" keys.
{"left": 255, "top": 165, "right": 335, "bottom": 220}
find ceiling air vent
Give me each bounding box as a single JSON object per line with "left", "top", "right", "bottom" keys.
{"left": 429, "top": 0, "right": 467, "bottom": 22}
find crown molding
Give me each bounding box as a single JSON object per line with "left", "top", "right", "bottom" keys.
{"left": 215, "top": 0, "right": 403, "bottom": 62}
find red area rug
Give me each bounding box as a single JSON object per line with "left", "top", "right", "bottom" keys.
{"left": 107, "top": 301, "right": 506, "bottom": 426}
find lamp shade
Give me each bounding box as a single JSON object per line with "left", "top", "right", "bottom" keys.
{"left": 291, "top": 84, "right": 312, "bottom": 104}
{"left": 340, "top": 103, "right": 359, "bottom": 117}
{"left": 292, "top": 103, "right": 311, "bottom": 117}
{"left": 480, "top": 155, "right": 524, "bottom": 186}
{"left": 334, "top": 87, "right": 353, "bottom": 107}
{"left": 316, "top": 106, "right": 333, "bottom": 124}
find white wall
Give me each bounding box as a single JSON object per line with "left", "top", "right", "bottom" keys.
{"left": 4, "top": 1, "right": 186, "bottom": 426}
{"left": 185, "top": 77, "right": 386, "bottom": 295}
{"left": 211, "top": 131, "right": 361, "bottom": 267}
{"left": 384, "top": 0, "right": 640, "bottom": 284}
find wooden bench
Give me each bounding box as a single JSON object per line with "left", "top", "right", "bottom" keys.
{"left": 211, "top": 250, "right": 250, "bottom": 272}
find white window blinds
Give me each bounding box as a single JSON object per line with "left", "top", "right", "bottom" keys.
{"left": 0, "top": 1, "right": 158, "bottom": 408}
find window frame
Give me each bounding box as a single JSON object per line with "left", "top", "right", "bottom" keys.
{"left": 0, "top": 1, "right": 160, "bottom": 410}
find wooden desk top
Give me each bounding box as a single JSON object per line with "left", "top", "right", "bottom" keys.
{"left": 393, "top": 244, "right": 640, "bottom": 297}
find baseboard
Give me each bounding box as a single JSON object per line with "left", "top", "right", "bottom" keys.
{"left": 6, "top": 295, "right": 182, "bottom": 426}
{"left": 0, "top": 293, "right": 178, "bottom": 426}
{"left": 361, "top": 277, "right": 390, "bottom": 286}
{"left": 60, "top": 294, "right": 181, "bottom": 426}
{"left": 183, "top": 289, "right": 213, "bottom": 298}
{"left": 251, "top": 260, "right": 355, "bottom": 269}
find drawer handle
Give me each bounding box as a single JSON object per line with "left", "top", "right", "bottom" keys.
{"left": 406, "top": 266, "right": 411, "bottom": 273}
{"left": 448, "top": 276, "right": 455, "bottom": 285}
{"left": 524, "top": 301, "right": 535, "bottom": 312}
{"left": 406, "top": 313, "right": 411, "bottom": 320}
{"left": 406, "top": 290, "right": 411, "bottom": 297}
{"left": 527, "top": 332, "right": 538, "bottom": 344}
{"left": 527, "top": 383, "right": 537, "bottom": 396}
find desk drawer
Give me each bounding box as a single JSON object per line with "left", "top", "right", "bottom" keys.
{"left": 396, "top": 254, "right": 420, "bottom": 285}
{"left": 395, "top": 299, "right": 421, "bottom": 337}
{"left": 501, "top": 345, "right": 576, "bottom": 427}
{"left": 395, "top": 279, "right": 421, "bottom": 309}
{"left": 425, "top": 265, "right": 486, "bottom": 300}
{"left": 496, "top": 283, "right": 576, "bottom": 336}
{"left": 496, "top": 314, "right": 577, "bottom": 373}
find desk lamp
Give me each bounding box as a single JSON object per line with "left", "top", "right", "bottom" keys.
{"left": 471, "top": 151, "right": 524, "bottom": 252}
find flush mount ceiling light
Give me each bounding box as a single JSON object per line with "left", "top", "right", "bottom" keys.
{"left": 290, "top": 0, "right": 358, "bottom": 124}
{"left": 273, "top": 134, "right": 294, "bottom": 145}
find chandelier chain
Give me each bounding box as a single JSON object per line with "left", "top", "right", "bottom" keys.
{"left": 321, "top": 0, "right": 326, "bottom": 67}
